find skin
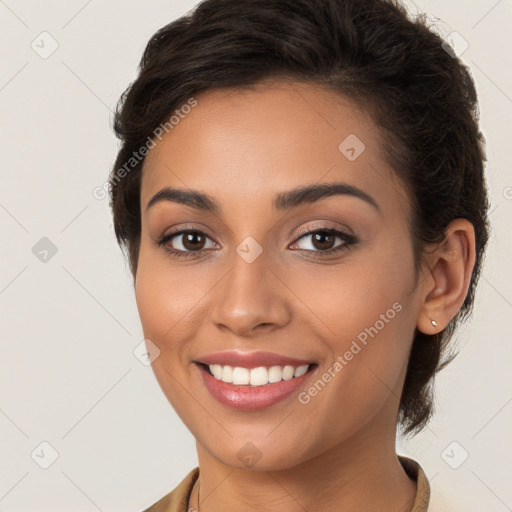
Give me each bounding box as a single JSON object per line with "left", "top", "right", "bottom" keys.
{"left": 135, "top": 80, "right": 476, "bottom": 512}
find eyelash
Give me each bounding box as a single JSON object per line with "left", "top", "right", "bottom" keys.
{"left": 155, "top": 226, "right": 358, "bottom": 259}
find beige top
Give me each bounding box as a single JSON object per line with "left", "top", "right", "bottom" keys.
{"left": 143, "top": 455, "right": 430, "bottom": 512}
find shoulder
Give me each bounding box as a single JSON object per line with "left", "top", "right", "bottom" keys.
{"left": 142, "top": 467, "right": 199, "bottom": 512}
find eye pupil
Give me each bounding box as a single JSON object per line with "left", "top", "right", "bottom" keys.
{"left": 312, "top": 231, "right": 335, "bottom": 250}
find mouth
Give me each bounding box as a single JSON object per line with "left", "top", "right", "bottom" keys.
{"left": 194, "top": 361, "right": 318, "bottom": 411}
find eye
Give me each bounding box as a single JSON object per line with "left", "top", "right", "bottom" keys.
{"left": 156, "top": 229, "right": 217, "bottom": 258}
{"left": 155, "top": 225, "right": 358, "bottom": 260}
{"left": 290, "top": 226, "right": 357, "bottom": 255}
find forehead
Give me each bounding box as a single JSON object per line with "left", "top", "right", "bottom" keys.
{"left": 140, "top": 80, "right": 409, "bottom": 219}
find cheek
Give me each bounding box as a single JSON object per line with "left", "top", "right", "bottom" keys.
{"left": 134, "top": 248, "right": 202, "bottom": 419}
{"left": 293, "top": 251, "right": 413, "bottom": 342}
{"left": 134, "top": 245, "right": 205, "bottom": 345}
{"left": 291, "top": 244, "right": 416, "bottom": 404}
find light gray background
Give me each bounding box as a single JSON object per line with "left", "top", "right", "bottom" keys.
{"left": 0, "top": 0, "right": 510, "bottom": 510}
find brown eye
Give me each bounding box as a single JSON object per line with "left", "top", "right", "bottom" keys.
{"left": 157, "top": 229, "right": 217, "bottom": 257}
{"left": 180, "top": 231, "right": 207, "bottom": 251}
{"left": 310, "top": 231, "right": 336, "bottom": 251}
{"left": 292, "top": 228, "right": 356, "bottom": 254}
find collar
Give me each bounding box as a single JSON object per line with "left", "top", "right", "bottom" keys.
{"left": 143, "top": 455, "right": 430, "bottom": 512}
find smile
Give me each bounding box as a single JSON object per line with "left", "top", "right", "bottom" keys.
{"left": 207, "top": 363, "right": 310, "bottom": 386}
{"left": 194, "top": 353, "right": 317, "bottom": 411}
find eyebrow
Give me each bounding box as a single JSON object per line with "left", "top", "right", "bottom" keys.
{"left": 146, "top": 181, "right": 380, "bottom": 215}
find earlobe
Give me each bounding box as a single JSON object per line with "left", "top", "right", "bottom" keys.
{"left": 418, "top": 314, "right": 441, "bottom": 335}
{"left": 416, "top": 219, "right": 476, "bottom": 335}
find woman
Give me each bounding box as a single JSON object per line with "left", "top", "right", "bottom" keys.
{"left": 108, "top": 0, "right": 490, "bottom": 510}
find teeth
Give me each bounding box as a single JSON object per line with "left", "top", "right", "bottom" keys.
{"left": 249, "top": 366, "right": 268, "bottom": 386}
{"left": 268, "top": 366, "right": 282, "bottom": 383}
{"left": 210, "top": 364, "right": 223, "bottom": 380}
{"left": 232, "top": 367, "right": 250, "bottom": 385}
{"left": 208, "top": 364, "right": 310, "bottom": 386}
{"left": 282, "top": 366, "right": 295, "bottom": 380}
{"left": 221, "top": 365, "right": 233, "bottom": 383}
{"left": 294, "top": 365, "right": 309, "bottom": 378}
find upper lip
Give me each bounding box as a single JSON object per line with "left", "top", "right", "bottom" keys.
{"left": 196, "top": 351, "right": 314, "bottom": 369}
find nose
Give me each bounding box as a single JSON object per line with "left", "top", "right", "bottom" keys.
{"left": 210, "top": 246, "right": 292, "bottom": 337}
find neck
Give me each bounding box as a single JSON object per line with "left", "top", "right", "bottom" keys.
{"left": 190, "top": 422, "right": 417, "bottom": 512}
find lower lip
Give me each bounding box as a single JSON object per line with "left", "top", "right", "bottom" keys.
{"left": 196, "top": 363, "right": 316, "bottom": 411}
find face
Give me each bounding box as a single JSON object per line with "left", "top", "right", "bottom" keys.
{"left": 136, "top": 80, "right": 425, "bottom": 471}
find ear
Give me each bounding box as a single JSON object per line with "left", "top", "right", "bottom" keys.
{"left": 416, "top": 219, "right": 477, "bottom": 335}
